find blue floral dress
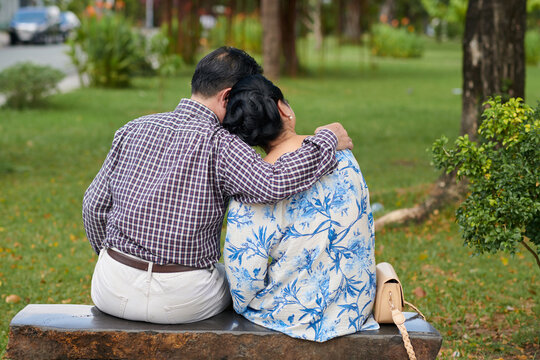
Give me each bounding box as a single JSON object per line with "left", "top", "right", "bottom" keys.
{"left": 224, "top": 150, "right": 378, "bottom": 342}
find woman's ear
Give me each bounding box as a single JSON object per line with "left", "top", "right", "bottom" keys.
{"left": 277, "top": 100, "right": 292, "bottom": 120}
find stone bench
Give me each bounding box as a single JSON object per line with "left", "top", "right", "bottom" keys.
{"left": 6, "top": 304, "right": 442, "bottom": 359}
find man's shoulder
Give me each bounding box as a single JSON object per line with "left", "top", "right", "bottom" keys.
{"left": 119, "top": 110, "right": 216, "bottom": 134}
{"left": 130, "top": 111, "right": 181, "bottom": 128}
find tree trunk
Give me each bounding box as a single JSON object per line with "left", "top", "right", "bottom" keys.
{"left": 174, "top": 0, "right": 200, "bottom": 65}
{"left": 280, "top": 0, "right": 299, "bottom": 77}
{"left": 335, "top": 0, "right": 343, "bottom": 42}
{"left": 311, "top": 0, "right": 323, "bottom": 51}
{"left": 375, "top": 0, "right": 527, "bottom": 230}
{"left": 162, "top": 0, "right": 173, "bottom": 44}
{"left": 226, "top": 0, "right": 236, "bottom": 45}
{"left": 461, "top": 0, "right": 526, "bottom": 139}
{"left": 374, "top": 172, "right": 466, "bottom": 230}
{"left": 343, "top": 0, "right": 361, "bottom": 42}
{"left": 261, "top": 0, "right": 281, "bottom": 80}
{"left": 379, "top": 0, "right": 395, "bottom": 22}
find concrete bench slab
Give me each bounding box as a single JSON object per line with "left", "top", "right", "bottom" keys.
{"left": 6, "top": 304, "right": 442, "bottom": 359}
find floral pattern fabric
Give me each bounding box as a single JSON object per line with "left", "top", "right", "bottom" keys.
{"left": 224, "top": 150, "right": 378, "bottom": 342}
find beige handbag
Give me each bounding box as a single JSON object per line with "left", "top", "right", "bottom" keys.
{"left": 374, "top": 262, "right": 426, "bottom": 360}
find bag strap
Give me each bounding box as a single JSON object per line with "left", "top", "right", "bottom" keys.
{"left": 404, "top": 300, "right": 426, "bottom": 321}
{"left": 388, "top": 291, "right": 417, "bottom": 360}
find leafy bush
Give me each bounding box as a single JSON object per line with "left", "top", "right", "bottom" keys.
{"left": 525, "top": 29, "right": 540, "bottom": 66}
{"left": 0, "top": 62, "right": 64, "bottom": 109}
{"left": 67, "top": 15, "right": 147, "bottom": 88}
{"left": 148, "top": 29, "right": 183, "bottom": 105}
{"left": 370, "top": 24, "right": 424, "bottom": 58}
{"left": 432, "top": 97, "right": 539, "bottom": 265}
{"left": 148, "top": 29, "right": 183, "bottom": 77}
{"left": 208, "top": 14, "right": 262, "bottom": 54}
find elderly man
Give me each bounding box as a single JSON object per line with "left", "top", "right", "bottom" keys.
{"left": 83, "top": 47, "right": 352, "bottom": 324}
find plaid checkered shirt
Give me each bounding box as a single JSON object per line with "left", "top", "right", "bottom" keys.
{"left": 83, "top": 98, "right": 338, "bottom": 268}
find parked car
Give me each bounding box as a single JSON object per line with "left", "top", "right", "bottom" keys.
{"left": 59, "top": 11, "right": 80, "bottom": 42}
{"left": 8, "top": 6, "right": 62, "bottom": 45}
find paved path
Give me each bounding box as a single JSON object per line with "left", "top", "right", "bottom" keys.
{"left": 0, "top": 31, "right": 82, "bottom": 106}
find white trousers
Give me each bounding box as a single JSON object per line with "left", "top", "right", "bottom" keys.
{"left": 91, "top": 248, "right": 231, "bottom": 324}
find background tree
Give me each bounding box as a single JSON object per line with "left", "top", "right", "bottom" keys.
{"left": 261, "top": 0, "right": 281, "bottom": 80}
{"left": 375, "top": 0, "right": 528, "bottom": 229}
{"left": 156, "top": 0, "right": 202, "bottom": 65}
{"left": 461, "top": 0, "right": 527, "bottom": 140}
{"left": 343, "top": 0, "right": 362, "bottom": 42}
{"left": 280, "top": 0, "right": 299, "bottom": 76}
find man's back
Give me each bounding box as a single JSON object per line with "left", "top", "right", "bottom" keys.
{"left": 84, "top": 99, "right": 231, "bottom": 268}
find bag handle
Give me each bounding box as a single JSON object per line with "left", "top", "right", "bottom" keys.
{"left": 404, "top": 300, "right": 426, "bottom": 321}
{"left": 388, "top": 291, "right": 418, "bottom": 360}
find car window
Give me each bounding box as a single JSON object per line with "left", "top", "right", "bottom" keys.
{"left": 14, "top": 11, "right": 46, "bottom": 23}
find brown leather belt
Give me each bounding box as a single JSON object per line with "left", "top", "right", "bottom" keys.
{"left": 106, "top": 248, "right": 208, "bottom": 273}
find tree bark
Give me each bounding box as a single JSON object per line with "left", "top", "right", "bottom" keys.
{"left": 174, "top": 0, "right": 201, "bottom": 65}
{"left": 312, "top": 0, "right": 323, "bottom": 51}
{"left": 378, "top": 0, "right": 395, "bottom": 22}
{"left": 261, "top": 0, "right": 281, "bottom": 80}
{"left": 162, "top": 0, "right": 173, "bottom": 44}
{"left": 461, "top": 0, "right": 526, "bottom": 139}
{"left": 343, "top": 0, "right": 361, "bottom": 42}
{"left": 374, "top": 172, "right": 466, "bottom": 231}
{"left": 226, "top": 0, "right": 236, "bottom": 45}
{"left": 280, "top": 0, "right": 299, "bottom": 77}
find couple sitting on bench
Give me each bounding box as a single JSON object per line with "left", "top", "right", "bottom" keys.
{"left": 83, "top": 47, "right": 377, "bottom": 342}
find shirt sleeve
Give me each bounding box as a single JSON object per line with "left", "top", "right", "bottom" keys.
{"left": 82, "top": 128, "right": 124, "bottom": 254}
{"left": 218, "top": 128, "right": 338, "bottom": 204}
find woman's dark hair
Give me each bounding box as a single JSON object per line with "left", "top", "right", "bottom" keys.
{"left": 223, "top": 74, "right": 285, "bottom": 148}
{"left": 191, "top": 47, "right": 263, "bottom": 98}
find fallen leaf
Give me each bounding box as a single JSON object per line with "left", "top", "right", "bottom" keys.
{"left": 412, "top": 286, "right": 426, "bottom": 298}
{"left": 6, "top": 294, "right": 21, "bottom": 304}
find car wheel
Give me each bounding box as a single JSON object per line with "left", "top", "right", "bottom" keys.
{"left": 9, "top": 33, "right": 18, "bottom": 45}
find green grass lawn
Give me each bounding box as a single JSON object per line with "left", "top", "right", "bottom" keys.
{"left": 0, "top": 39, "right": 539, "bottom": 359}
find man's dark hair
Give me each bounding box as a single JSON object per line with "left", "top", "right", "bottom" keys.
{"left": 191, "top": 47, "right": 263, "bottom": 98}
{"left": 222, "top": 74, "right": 284, "bottom": 149}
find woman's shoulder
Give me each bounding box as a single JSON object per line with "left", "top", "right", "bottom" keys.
{"left": 333, "top": 150, "right": 363, "bottom": 177}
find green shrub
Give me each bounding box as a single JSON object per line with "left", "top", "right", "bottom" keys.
{"left": 208, "top": 14, "right": 262, "bottom": 54}
{"left": 370, "top": 24, "right": 424, "bottom": 58}
{"left": 67, "top": 15, "right": 147, "bottom": 88}
{"left": 0, "top": 62, "right": 64, "bottom": 109}
{"left": 148, "top": 29, "right": 183, "bottom": 77}
{"left": 148, "top": 29, "right": 183, "bottom": 105}
{"left": 525, "top": 29, "right": 540, "bottom": 66}
{"left": 432, "top": 97, "right": 539, "bottom": 265}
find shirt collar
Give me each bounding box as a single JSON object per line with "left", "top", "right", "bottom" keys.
{"left": 175, "top": 98, "right": 220, "bottom": 125}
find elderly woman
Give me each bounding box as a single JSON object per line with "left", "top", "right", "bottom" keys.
{"left": 222, "top": 75, "right": 378, "bottom": 342}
